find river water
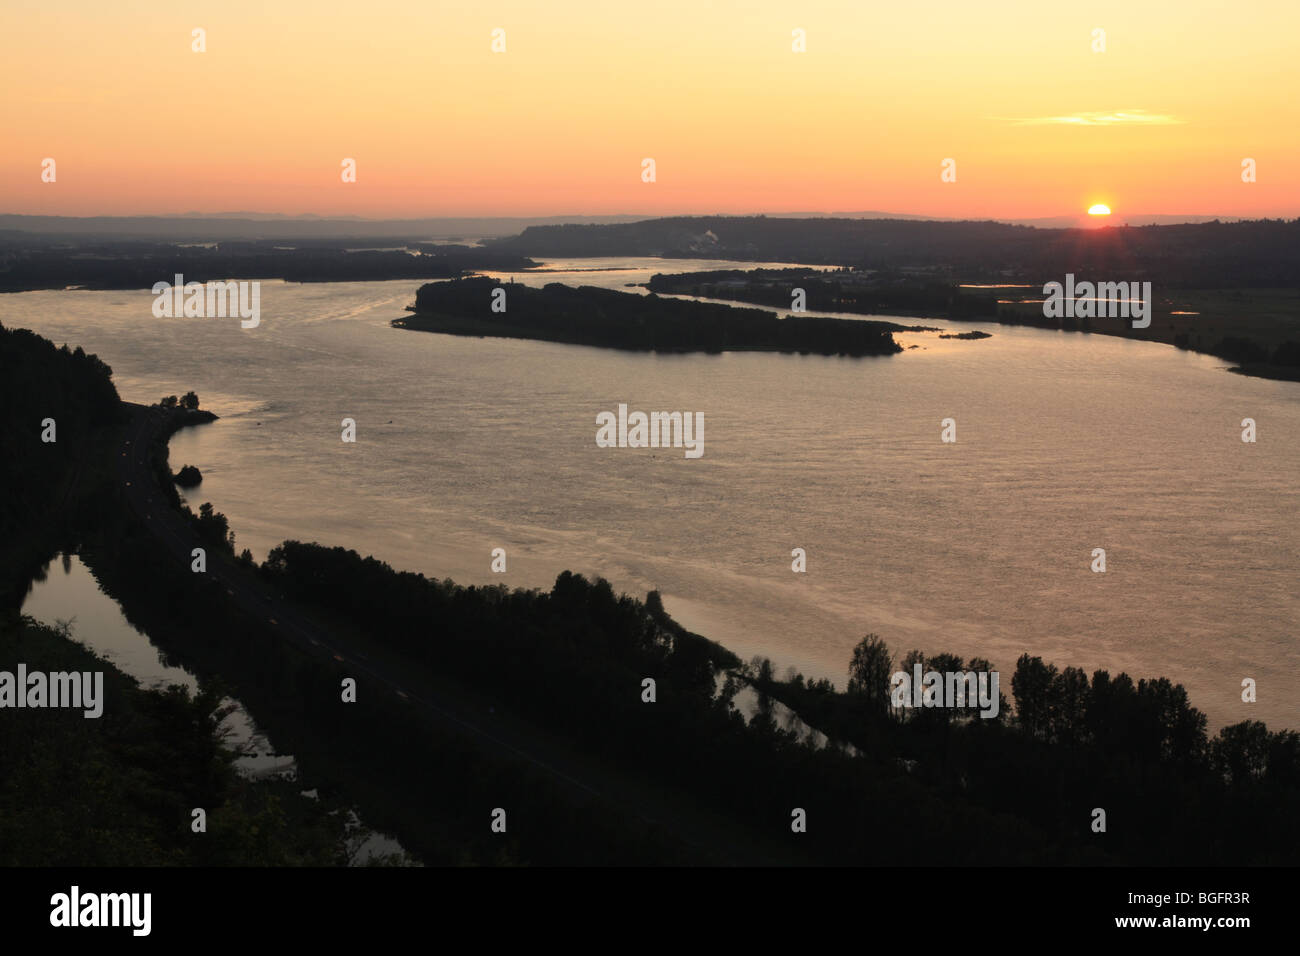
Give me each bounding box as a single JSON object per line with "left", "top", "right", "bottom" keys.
{"left": 21, "top": 553, "right": 292, "bottom": 779}
{"left": 4, "top": 257, "right": 1297, "bottom": 732}
{"left": 20, "top": 553, "right": 406, "bottom": 863}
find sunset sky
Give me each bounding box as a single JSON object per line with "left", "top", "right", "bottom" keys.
{"left": 2, "top": 0, "right": 1296, "bottom": 219}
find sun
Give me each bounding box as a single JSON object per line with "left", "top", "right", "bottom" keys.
{"left": 1088, "top": 204, "right": 1112, "bottom": 216}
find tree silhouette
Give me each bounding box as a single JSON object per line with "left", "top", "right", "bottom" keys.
{"left": 847, "top": 633, "right": 893, "bottom": 715}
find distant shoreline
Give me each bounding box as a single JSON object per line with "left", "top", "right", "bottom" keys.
{"left": 645, "top": 269, "right": 1300, "bottom": 382}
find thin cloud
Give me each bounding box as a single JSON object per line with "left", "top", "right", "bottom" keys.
{"left": 997, "top": 110, "right": 1185, "bottom": 127}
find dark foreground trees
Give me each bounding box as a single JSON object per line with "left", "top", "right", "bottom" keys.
{"left": 254, "top": 541, "right": 1298, "bottom": 864}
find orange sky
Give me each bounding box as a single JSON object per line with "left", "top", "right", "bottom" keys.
{"left": 1, "top": 0, "right": 1296, "bottom": 219}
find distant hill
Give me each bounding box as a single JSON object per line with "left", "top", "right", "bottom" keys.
{"left": 484, "top": 215, "right": 1300, "bottom": 287}
{"left": 0, "top": 211, "right": 1249, "bottom": 242}
{"left": 0, "top": 214, "right": 647, "bottom": 241}
{"left": 761, "top": 211, "right": 1246, "bottom": 228}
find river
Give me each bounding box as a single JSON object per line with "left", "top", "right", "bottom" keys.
{"left": 4, "top": 257, "right": 1297, "bottom": 731}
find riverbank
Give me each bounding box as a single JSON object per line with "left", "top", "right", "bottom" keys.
{"left": 644, "top": 269, "right": 1300, "bottom": 381}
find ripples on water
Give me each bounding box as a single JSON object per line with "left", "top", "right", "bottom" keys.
{"left": 5, "top": 258, "right": 1297, "bottom": 731}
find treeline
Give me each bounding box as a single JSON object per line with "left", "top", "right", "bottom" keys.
{"left": 749, "top": 638, "right": 1299, "bottom": 865}
{"left": 400, "top": 277, "right": 903, "bottom": 355}
{"left": 78, "top": 514, "right": 707, "bottom": 865}
{"left": 71, "top": 518, "right": 1300, "bottom": 865}
{"left": 647, "top": 268, "right": 994, "bottom": 319}
{"left": 0, "top": 238, "right": 538, "bottom": 291}
{"left": 260, "top": 541, "right": 742, "bottom": 756}
{"left": 487, "top": 215, "right": 1300, "bottom": 287}
{"left": 1204, "top": 337, "right": 1300, "bottom": 381}
{"left": 254, "top": 542, "right": 1083, "bottom": 864}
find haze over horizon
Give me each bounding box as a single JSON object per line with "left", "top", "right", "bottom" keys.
{"left": 0, "top": 210, "right": 1276, "bottom": 241}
